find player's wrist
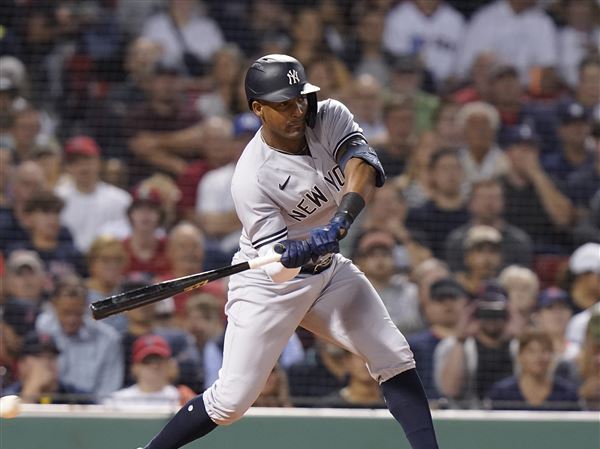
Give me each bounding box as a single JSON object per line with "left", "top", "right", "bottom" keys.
{"left": 332, "top": 192, "right": 365, "bottom": 239}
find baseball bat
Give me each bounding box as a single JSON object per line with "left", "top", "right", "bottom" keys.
{"left": 90, "top": 253, "right": 282, "bottom": 320}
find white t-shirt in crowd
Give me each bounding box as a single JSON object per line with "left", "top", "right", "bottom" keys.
{"left": 56, "top": 180, "right": 131, "bottom": 252}
{"left": 558, "top": 26, "right": 600, "bottom": 88}
{"left": 456, "top": 0, "right": 558, "bottom": 84}
{"left": 142, "top": 12, "right": 224, "bottom": 70}
{"left": 104, "top": 384, "right": 180, "bottom": 409}
{"left": 383, "top": 1, "right": 465, "bottom": 85}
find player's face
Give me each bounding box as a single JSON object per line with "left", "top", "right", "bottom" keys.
{"left": 255, "top": 96, "right": 307, "bottom": 142}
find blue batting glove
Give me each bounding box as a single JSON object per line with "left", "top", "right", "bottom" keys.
{"left": 308, "top": 214, "right": 350, "bottom": 257}
{"left": 274, "top": 239, "right": 313, "bottom": 268}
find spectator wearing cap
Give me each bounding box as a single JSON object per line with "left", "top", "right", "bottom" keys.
{"left": 533, "top": 287, "right": 574, "bottom": 362}
{"left": 382, "top": 0, "right": 465, "bottom": 90}
{"left": 501, "top": 124, "right": 575, "bottom": 254}
{"left": 6, "top": 190, "right": 84, "bottom": 277}
{"left": 456, "top": 101, "right": 510, "bottom": 186}
{"left": 195, "top": 115, "right": 250, "bottom": 269}
{"left": 455, "top": 0, "right": 558, "bottom": 87}
{"left": 104, "top": 334, "right": 195, "bottom": 409}
{"left": 35, "top": 274, "right": 124, "bottom": 399}
{"left": 85, "top": 235, "right": 129, "bottom": 333}
{"left": 455, "top": 225, "right": 503, "bottom": 298}
{"left": 2, "top": 331, "right": 92, "bottom": 404}
{"left": 565, "top": 243, "right": 600, "bottom": 352}
{"left": 408, "top": 277, "right": 468, "bottom": 399}
{"left": 353, "top": 229, "right": 425, "bottom": 336}
{"left": 122, "top": 184, "right": 170, "bottom": 278}
{"left": 56, "top": 136, "right": 131, "bottom": 253}
{"left": 542, "top": 101, "right": 594, "bottom": 182}
{"left": 434, "top": 285, "right": 517, "bottom": 406}
{"left": 406, "top": 149, "right": 469, "bottom": 259}
{"left": 3, "top": 251, "right": 46, "bottom": 338}
{"left": 445, "top": 179, "right": 533, "bottom": 272}
{"left": 498, "top": 265, "right": 540, "bottom": 339}
{"left": 387, "top": 55, "right": 440, "bottom": 135}
{"left": 557, "top": 4, "right": 600, "bottom": 90}
{"left": 486, "top": 329, "right": 579, "bottom": 411}
{"left": 4, "top": 249, "right": 46, "bottom": 307}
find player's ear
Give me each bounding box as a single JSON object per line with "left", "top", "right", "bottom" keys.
{"left": 252, "top": 101, "right": 263, "bottom": 119}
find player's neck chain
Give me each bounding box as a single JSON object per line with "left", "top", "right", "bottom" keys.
{"left": 261, "top": 133, "right": 309, "bottom": 156}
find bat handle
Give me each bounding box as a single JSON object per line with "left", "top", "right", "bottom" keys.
{"left": 247, "top": 252, "right": 282, "bottom": 269}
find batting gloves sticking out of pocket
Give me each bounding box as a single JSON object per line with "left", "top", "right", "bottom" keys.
{"left": 274, "top": 239, "right": 313, "bottom": 268}
{"left": 308, "top": 214, "right": 350, "bottom": 257}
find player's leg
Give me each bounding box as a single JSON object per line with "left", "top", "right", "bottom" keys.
{"left": 300, "top": 257, "right": 439, "bottom": 449}
{"left": 143, "top": 276, "right": 321, "bottom": 449}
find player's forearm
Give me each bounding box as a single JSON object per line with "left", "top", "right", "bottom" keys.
{"left": 342, "top": 158, "right": 377, "bottom": 202}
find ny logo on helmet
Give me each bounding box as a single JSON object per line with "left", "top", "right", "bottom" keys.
{"left": 287, "top": 69, "right": 300, "bottom": 85}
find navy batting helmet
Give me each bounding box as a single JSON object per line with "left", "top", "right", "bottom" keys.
{"left": 245, "top": 54, "right": 320, "bottom": 128}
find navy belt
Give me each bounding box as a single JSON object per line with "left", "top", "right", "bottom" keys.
{"left": 300, "top": 254, "right": 334, "bottom": 275}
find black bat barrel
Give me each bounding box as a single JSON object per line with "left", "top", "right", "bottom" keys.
{"left": 90, "top": 261, "right": 251, "bottom": 320}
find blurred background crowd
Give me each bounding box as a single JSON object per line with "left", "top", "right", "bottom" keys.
{"left": 0, "top": 0, "right": 599, "bottom": 412}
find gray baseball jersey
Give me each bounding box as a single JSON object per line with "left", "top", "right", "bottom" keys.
{"left": 232, "top": 99, "right": 362, "bottom": 257}
{"left": 202, "top": 99, "right": 415, "bottom": 425}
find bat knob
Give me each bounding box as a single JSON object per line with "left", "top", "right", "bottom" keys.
{"left": 274, "top": 243, "right": 286, "bottom": 254}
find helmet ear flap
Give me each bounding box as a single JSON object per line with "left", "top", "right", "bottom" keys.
{"left": 305, "top": 92, "right": 318, "bottom": 128}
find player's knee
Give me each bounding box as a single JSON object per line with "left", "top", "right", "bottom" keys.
{"left": 204, "top": 393, "right": 252, "bottom": 426}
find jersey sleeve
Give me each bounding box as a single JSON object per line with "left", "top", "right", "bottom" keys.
{"left": 319, "top": 99, "right": 364, "bottom": 162}
{"left": 231, "top": 172, "right": 287, "bottom": 251}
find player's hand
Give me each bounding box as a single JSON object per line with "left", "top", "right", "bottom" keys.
{"left": 308, "top": 214, "right": 350, "bottom": 257}
{"left": 274, "top": 239, "right": 313, "bottom": 268}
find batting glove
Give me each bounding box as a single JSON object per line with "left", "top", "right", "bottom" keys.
{"left": 274, "top": 239, "right": 313, "bottom": 268}
{"left": 308, "top": 214, "right": 350, "bottom": 257}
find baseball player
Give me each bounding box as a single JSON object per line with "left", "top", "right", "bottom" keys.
{"left": 141, "top": 55, "right": 439, "bottom": 449}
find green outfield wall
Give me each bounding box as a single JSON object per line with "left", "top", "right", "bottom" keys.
{"left": 1, "top": 407, "right": 598, "bottom": 449}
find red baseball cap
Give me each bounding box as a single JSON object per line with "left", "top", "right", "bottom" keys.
{"left": 64, "top": 136, "right": 101, "bottom": 158}
{"left": 131, "top": 185, "right": 163, "bottom": 207}
{"left": 132, "top": 335, "right": 172, "bottom": 364}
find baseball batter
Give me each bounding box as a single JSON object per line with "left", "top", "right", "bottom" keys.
{"left": 141, "top": 55, "right": 439, "bottom": 449}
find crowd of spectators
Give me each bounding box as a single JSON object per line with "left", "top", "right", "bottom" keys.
{"left": 1, "top": 0, "right": 599, "bottom": 412}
